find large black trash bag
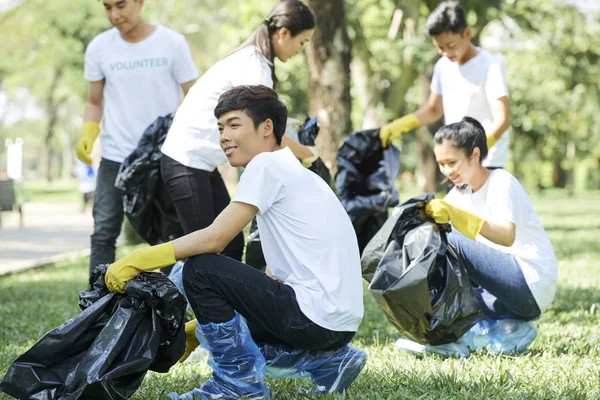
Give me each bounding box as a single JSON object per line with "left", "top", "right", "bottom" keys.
{"left": 335, "top": 129, "right": 400, "bottom": 253}
{"left": 296, "top": 116, "right": 332, "bottom": 186}
{"left": 361, "top": 194, "right": 483, "bottom": 346}
{"left": 245, "top": 116, "right": 332, "bottom": 270}
{"left": 115, "top": 114, "right": 183, "bottom": 245}
{"left": 245, "top": 217, "right": 266, "bottom": 271}
{"left": 0, "top": 265, "right": 186, "bottom": 400}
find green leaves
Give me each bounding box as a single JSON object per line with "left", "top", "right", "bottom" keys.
{"left": 502, "top": 0, "right": 600, "bottom": 175}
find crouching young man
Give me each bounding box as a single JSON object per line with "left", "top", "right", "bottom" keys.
{"left": 105, "top": 85, "right": 367, "bottom": 398}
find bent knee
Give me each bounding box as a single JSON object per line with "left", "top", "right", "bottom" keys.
{"left": 182, "top": 254, "right": 222, "bottom": 291}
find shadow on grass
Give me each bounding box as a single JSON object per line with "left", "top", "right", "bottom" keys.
{"left": 353, "top": 364, "right": 592, "bottom": 400}
{"left": 549, "top": 286, "right": 600, "bottom": 314}
{"left": 544, "top": 224, "right": 600, "bottom": 232}
{"left": 550, "top": 236, "right": 600, "bottom": 259}
{"left": 537, "top": 210, "right": 597, "bottom": 218}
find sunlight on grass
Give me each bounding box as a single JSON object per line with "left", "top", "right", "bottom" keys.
{"left": 1, "top": 192, "right": 600, "bottom": 399}
{"left": 21, "top": 179, "right": 81, "bottom": 203}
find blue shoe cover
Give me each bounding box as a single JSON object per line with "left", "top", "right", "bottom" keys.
{"left": 167, "top": 388, "right": 202, "bottom": 399}
{"left": 394, "top": 318, "right": 537, "bottom": 358}
{"left": 394, "top": 337, "right": 471, "bottom": 358}
{"left": 168, "top": 312, "right": 269, "bottom": 399}
{"left": 260, "top": 343, "right": 367, "bottom": 393}
{"left": 472, "top": 318, "right": 537, "bottom": 355}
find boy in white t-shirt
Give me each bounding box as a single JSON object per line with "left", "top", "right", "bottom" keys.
{"left": 74, "top": 0, "right": 198, "bottom": 274}
{"left": 379, "top": 1, "right": 510, "bottom": 169}
{"left": 103, "top": 85, "right": 367, "bottom": 398}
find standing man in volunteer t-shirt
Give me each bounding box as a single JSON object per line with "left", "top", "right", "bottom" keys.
{"left": 379, "top": 1, "right": 510, "bottom": 170}
{"left": 75, "top": 0, "right": 198, "bottom": 275}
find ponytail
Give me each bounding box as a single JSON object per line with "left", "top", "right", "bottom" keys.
{"left": 234, "top": 0, "right": 315, "bottom": 89}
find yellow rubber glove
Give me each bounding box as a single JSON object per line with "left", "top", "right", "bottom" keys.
{"left": 379, "top": 114, "right": 420, "bottom": 148}
{"left": 300, "top": 146, "right": 319, "bottom": 168}
{"left": 179, "top": 319, "right": 200, "bottom": 363}
{"left": 425, "top": 199, "right": 485, "bottom": 240}
{"left": 75, "top": 122, "right": 100, "bottom": 166}
{"left": 486, "top": 134, "right": 497, "bottom": 150}
{"left": 105, "top": 242, "right": 176, "bottom": 293}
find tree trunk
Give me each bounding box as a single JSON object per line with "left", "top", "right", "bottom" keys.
{"left": 552, "top": 156, "right": 567, "bottom": 188}
{"left": 350, "top": 3, "right": 421, "bottom": 130}
{"left": 0, "top": 76, "right": 7, "bottom": 131}
{"left": 415, "top": 66, "right": 443, "bottom": 193}
{"left": 383, "top": 2, "right": 422, "bottom": 117}
{"left": 305, "top": 0, "right": 352, "bottom": 174}
{"left": 566, "top": 141, "right": 575, "bottom": 196}
{"left": 38, "top": 68, "right": 65, "bottom": 181}
{"left": 59, "top": 130, "right": 73, "bottom": 179}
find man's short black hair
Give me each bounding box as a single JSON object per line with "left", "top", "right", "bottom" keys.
{"left": 214, "top": 85, "right": 287, "bottom": 145}
{"left": 425, "top": 1, "right": 468, "bottom": 36}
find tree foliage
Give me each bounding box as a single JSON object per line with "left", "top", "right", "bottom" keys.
{"left": 0, "top": 0, "right": 597, "bottom": 189}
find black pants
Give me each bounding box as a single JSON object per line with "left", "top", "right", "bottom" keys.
{"left": 182, "top": 254, "right": 355, "bottom": 351}
{"left": 161, "top": 155, "right": 244, "bottom": 261}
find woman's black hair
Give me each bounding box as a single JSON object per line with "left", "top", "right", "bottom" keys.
{"left": 433, "top": 116, "right": 488, "bottom": 163}
{"left": 235, "top": 0, "right": 315, "bottom": 88}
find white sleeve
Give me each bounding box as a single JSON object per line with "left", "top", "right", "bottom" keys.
{"left": 430, "top": 61, "right": 442, "bottom": 95}
{"left": 84, "top": 38, "right": 104, "bottom": 82}
{"left": 172, "top": 35, "right": 199, "bottom": 84}
{"left": 230, "top": 50, "right": 274, "bottom": 89}
{"left": 486, "top": 173, "right": 521, "bottom": 226}
{"left": 232, "top": 154, "right": 283, "bottom": 214}
{"left": 484, "top": 61, "right": 509, "bottom": 102}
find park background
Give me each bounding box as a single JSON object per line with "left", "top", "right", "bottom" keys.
{"left": 1, "top": 0, "right": 600, "bottom": 399}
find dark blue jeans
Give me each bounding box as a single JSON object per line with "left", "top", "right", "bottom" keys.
{"left": 447, "top": 230, "right": 541, "bottom": 320}
{"left": 182, "top": 254, "right": 355, "bottom": 351}
{"left": 89, "top": 158, "right": 124, "bottom": 274}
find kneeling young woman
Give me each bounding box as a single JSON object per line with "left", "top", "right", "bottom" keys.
{"left": 396, "top": 117, "right": 558, "bottom": 357}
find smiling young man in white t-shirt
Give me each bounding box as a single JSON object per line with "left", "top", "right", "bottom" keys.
{"left": 74, "top": 0, "right": 198, "bottom": 275}
{"left": 379, "top": 1, "right": 510, "bottom": 170}
{"left": 102, "top": 85, "right": 366, "bottom": 398}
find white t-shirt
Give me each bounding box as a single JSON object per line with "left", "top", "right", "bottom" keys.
{"left": 232, "top": 147, "right": 364, "bottom": 332}
{"left": 431, "top": 49, "right": 509, "bottom": 168}
{"left": 445, "top": 169, "right": 557, "bottom": 312}
{"left": 161, "top": 46, "right": 274, "bottom": 171}
{"left": 84, "top": 25, "right": 198, "bottom": 163}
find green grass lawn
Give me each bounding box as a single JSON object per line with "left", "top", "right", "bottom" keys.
{"left": 1, "top": 190, "right": 600, "bottom": 399}
{"left": 20, "top": 179, "right": 81, "bottom": 203}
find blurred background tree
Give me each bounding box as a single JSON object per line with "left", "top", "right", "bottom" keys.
{"left": 0, "top": 0, "right": 597, "bottom": 193}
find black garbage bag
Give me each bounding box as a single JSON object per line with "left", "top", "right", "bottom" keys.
{"left": 245, "top": 116, "right": 332, "bottom": 270}
{"left": 335, "top": 129, "right": 400, "bottom": 253}
{"left": 295, "top": 116, "right": 332, "bottom": 186}
{"left": 115, "top": 114, "right": 183, "bottom": 245}
{"left": 245, "top": 217, "right": 266, "bottom": 271}
{"left": 362, "top": 194, "right": 483, "bottom": 346}
{"left": 0, "top": 265, "right": 186, "bottom": 400}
